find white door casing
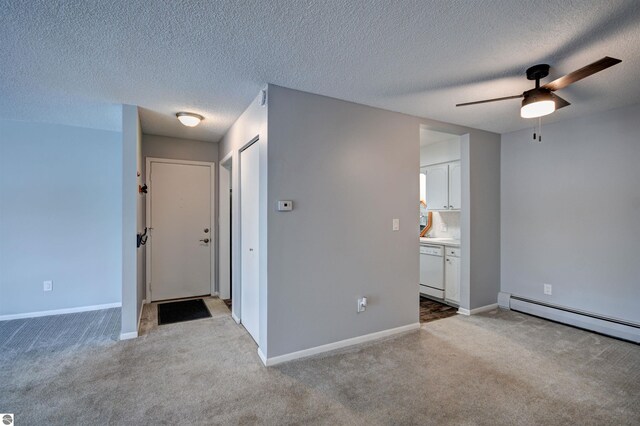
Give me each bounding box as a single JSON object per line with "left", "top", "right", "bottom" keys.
{"left": 218, "top": 156, "right": 232, "bottom": 300}
{"left": 147, "top": 159, "right": 215, "bottom": 302}
{"left": 240, "top": 141, "right": 260, "bottom": 343}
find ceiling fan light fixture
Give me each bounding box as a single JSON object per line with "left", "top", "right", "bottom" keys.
{"left": 520, "top": 90, "right": 555, "bottom": 118}
{"left": 176, "top": 112, "right": 204, "bottom": 127}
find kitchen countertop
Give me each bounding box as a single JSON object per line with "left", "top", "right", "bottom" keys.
{"left": 420, "top": 237, "right": 460, "bottom": 247}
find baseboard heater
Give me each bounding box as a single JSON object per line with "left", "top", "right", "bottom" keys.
{"left": 500, "top": 293, "right": 640, "bottom": 344}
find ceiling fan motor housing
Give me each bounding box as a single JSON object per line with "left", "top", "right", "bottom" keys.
{"left": 526, "top": 64, "right": 550, "bottom": 82}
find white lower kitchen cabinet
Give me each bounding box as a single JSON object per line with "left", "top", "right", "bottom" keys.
{"left": 444, "top": 248, "right": 460, "bottom": 304}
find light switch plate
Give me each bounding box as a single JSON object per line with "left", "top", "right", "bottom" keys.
{"left": 43, "top": 280, "right": 53, "bottom": 292}
{"left": 392, "top": 219, "right": 400, "bottom": 231}
{"left": 543, "top": 283, "right": 552, "bottom": 295}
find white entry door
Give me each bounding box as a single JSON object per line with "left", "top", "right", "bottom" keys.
{"left": 240, "top": 141, "right": 260, "bottom": 343}
{"left": 149, "top": 160, "right": 213, "bottom": 301}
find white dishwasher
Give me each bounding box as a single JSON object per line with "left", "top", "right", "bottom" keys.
{"left": 419, "top": 245, "right": 444, "bottom": 299}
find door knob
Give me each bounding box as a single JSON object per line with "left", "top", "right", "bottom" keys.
{"left": 200, "top": 238, "right": 210, "bottom": 243}
{"left": 204, "top": 228, "right": 209, "bottom": 233}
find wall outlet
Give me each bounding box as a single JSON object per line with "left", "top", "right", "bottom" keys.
{"left": 440, "top": 223, "right": 447, "bottom": 232}
{"left": 543, "top": 283, "right": 552, "bottom": 295}
{"left": 43, "top": 280, "right": 53, "bottom": 292}
{"left": 357, "top": 297, "right": 367, "bottom": 313}
{"left": 392, "top": 219, "right": 399, "bottom": 231}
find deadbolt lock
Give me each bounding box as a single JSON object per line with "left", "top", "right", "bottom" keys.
{"left": 204, "top": 228, "right": 209, "bottom": 233}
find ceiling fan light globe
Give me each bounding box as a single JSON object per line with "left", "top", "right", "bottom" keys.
{"left": 520, "top": 89, "right": 556, "bottom": 119}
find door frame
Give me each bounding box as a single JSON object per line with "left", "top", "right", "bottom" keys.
{"left": 238, "top": 137, "right": 260, "bottom": 342}
{"left": 218, "top": 152, "right": 232, "bottom": 302}
{"left": 145, "top": 157, "right": 216, "bottom": 303}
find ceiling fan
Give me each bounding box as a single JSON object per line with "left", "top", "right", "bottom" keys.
{"left": 456, "top": 57, "right": 622, "bottom": 118}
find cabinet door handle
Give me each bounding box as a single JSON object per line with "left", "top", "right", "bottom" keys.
{"left": 443, "top": 205, "right": 447, "bottom": 208}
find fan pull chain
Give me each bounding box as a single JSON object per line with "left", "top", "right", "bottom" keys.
{"left": 538, "top": 117, "right": 542, "bottom": 142}
{"left": 532, "top": 118, "right": 543, "bottom": 142}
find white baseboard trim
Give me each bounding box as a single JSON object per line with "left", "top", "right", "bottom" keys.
{"left": 257, "top": 347, "right": 267, "bottom": 365}
{"left": 0, "top": 302, "right": 122, "bottom": 321}
{"left": 457, "top": 303, "right": 499, "bottom": 316}
{"left": 498, "top": 292, "right": 511, "bottom": 309}
{"left": 232, "top": 312, "right": 241, "bottom": 324}
{"left": 136, "top": 299, "right": 146, "bottom": 334}
{"left": 259, "top": 322, "right": 420, "bottom": 367}
{"left": 119, "top": 331, "right": 138, "bottom": 340}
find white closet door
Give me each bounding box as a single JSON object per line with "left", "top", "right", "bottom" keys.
{"left": 240, "top": 141, "right": 260, "bottom": 343}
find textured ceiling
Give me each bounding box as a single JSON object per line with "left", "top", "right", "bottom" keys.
{"left": 2, "top": 0, "right": 640, "bottom": 141}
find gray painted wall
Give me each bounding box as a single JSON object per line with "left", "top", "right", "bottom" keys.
{"left": 121, "top": 105, "right": 140, "bottom": 335}
{"left": 266, "top": 86, "right": 420, "bottom": 357}
{"left": 142, "top": 134, "right": 218, "bottom": 165}
{"left": 501, "top": 103, "right": 640, "bottom": 324}
{"left": 218, "top": 90, "right": 269, "bottom": 352}
{"left": 217, "top": 86, "right": 501, "bottom": 359}
{"left": 136, "top": 117, "right": 144, "bottom": 317}
{"left": 467, "top": 132, "right": 501, "bottom": 309}
{"left": 0, "top": 119, "right": 122, "bottom": 316}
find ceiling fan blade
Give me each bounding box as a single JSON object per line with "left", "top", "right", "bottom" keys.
{"left": 553, "top": 94, "right": 570, "bottom": 109}
{"left": 456, "top": 94, "right": 523, "bottom": 107}
{"left": 543, "top": 56, "right": 622, "bottom": 91}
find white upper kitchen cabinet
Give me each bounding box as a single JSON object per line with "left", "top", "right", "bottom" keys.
{"left": 448, "top": 161, "right": 461, "bottom": 210}
{"left": 423, "top": 161, "right": 460, "bottom": 211}
{"left": 424, "top": 164, "right": 448, "bottom": 211}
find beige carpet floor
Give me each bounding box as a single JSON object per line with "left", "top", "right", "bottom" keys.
{"left": 1, "top": 307, "right": 638, "bottom": 425}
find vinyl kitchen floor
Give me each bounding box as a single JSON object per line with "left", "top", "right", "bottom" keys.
{"left": 420, "top": 296, "right": 458, "bottom": 323}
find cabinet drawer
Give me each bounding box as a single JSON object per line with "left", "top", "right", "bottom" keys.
{"left": 446, "top": 247, "right": 460, "bottom": 257}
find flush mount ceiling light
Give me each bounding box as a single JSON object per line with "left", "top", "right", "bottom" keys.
{"left": 176, "top": 112, "right": 204, "bottom": 127}
{"left": 520, "top": 89, "right": 555, "bottom": 118}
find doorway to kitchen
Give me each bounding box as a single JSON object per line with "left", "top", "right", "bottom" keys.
{"left": 419, "top": 126, "right": 463, "bottom": 322}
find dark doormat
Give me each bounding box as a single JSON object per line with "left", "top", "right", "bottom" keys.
{"left": 158, "top": 299, "right": 212, "bottom": 325}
